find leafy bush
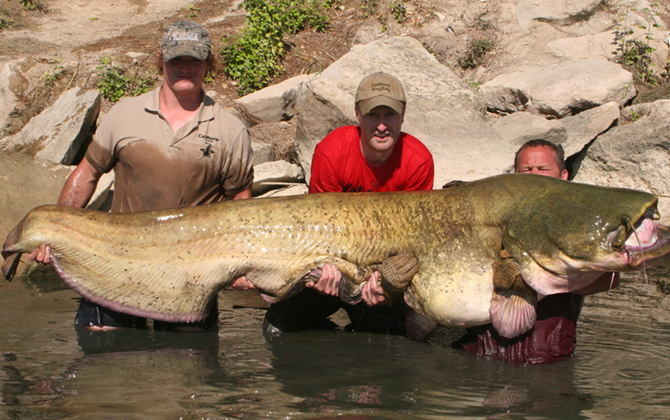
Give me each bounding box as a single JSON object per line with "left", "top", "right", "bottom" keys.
{"left": 458, "top": 39, "right": 494, "bottom": 69}
{"left": 21, "top": 0, "right": 46, "bottom": 11}
{"left": 221, "top": 0, "right": 330, "bottom": 96}
{"left": 96, "top": 58, "right": 155, "bottom": 102}
{"left": 613, "top": 29, "right": 657, "bottom": 84}
{"left": 0, "top": 17, "right": 13, "bottom": 30}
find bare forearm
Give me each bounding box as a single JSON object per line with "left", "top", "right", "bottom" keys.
{"left": 57, "top": 157, "right": 102, "bottom": 208}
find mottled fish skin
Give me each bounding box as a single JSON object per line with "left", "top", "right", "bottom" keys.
{"left": 3, "top": 174, "right": 670, "bottom": 337}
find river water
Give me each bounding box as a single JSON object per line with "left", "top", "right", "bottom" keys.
{"left": 1, "top": 266, "right": 670, "bottom": 419}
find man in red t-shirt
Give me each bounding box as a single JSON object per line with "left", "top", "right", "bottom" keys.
{"left": 451, "top": 139, "right": 620, "bottom": 363}
{"left": 262, "top": 72, "right": 435, "bottom": 336}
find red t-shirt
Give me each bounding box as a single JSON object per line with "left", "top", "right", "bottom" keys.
{"left": 308, "top": 126, "right": 434, "bottom": 193}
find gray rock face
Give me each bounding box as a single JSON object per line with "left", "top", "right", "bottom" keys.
{"left": 0, "top": 60, "right": 29, "bottom": 133}
{"left": 236, "top": 75, "right": 310, "bottom": 122}
{"left": 294, "top": 36, "right": 513, "bottom": 187}
{"left": 0, "top": 87, "right": 100, "bottom": 165}
{"left": 251, "top": 160, "right": 305, "bottom": 197}
{"left": 516, "top": 0, "right": 610, "bottom": 34}
{"left": 0, "top": 152, "right": 73, "bottom": 241}
{"left": 573, "top": 100, "right": 670, "bottom": 223}
{"left": 480, "top": 59, "right": 635, "bottom": 118}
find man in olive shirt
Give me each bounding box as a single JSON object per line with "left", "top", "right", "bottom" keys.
{"left": 30, "top": 21, "right": 254, "bottom": 332}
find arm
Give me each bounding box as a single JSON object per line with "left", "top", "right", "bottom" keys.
{"left": 57, "top": 157, "right": 103, "bottom": 207}
{"left": 29, "top": 157, "right": 103, "bottom": 264}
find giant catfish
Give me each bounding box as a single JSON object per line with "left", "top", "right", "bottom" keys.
{"left": 3, "top": 174, "right": 670, "bottom": 338}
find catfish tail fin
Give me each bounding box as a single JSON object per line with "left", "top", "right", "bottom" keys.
{"left": 2, "top": 224, "right": 22, "bottom": 281}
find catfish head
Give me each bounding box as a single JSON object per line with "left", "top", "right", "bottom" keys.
{"left": 501, "top": 175, "right": 670, "bottom": 297}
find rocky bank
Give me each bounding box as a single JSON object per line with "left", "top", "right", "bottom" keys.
{"left": 2, "top": 0, "right": 670, "bottom": 260}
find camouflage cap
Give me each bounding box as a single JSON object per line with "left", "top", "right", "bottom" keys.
{"left": 161, "top": 21, "right": 211, "bottom": 61}
{"left": 355, "top": 72, "right": 406, "bottom": 115}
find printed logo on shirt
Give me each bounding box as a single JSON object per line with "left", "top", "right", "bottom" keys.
{"left": 200, "top": 144, "right": 214, "bottom": 158}
{"left": 198, "top": 134, "right": 219, "bottom": 159}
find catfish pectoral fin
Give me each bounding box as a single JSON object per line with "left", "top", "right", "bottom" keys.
{"left": 379, "top": 252, "right": 418, "bottom": 302}
{"left": 406, "top": 309, "right": 437, "bottom": 342}
{"left": 489, "top": 287, "right": 537, "bottom": 339}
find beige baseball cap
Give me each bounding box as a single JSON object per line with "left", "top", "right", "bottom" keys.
{"left": 161, "top": 21, "right": 211, "bottom": 61}
{"left": 355, "top": 72, "right": 406, "bottom": 115}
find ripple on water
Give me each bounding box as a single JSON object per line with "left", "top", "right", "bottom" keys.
{"left": 575, "top": 269, "right": 670, "bottom": 418}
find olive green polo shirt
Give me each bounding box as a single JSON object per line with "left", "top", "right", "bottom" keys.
{"left": 86, "top": 88, "right": 254, "bottom": 213}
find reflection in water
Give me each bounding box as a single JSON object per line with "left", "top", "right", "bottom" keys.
{"left": 1, "top": 268, "right": 670, "bottom": 419}
{"left": 265, "top": 329, "right": 595, "bottom": 418}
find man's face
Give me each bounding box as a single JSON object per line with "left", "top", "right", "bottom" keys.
{"left": 355, "top": 105, "right": 405, "bottom": 162}
{"left": 515, "top": 146, "right": 569, "bottom": 180}
{"left": 162, "top": 55, "right": 207, "bottom": 95}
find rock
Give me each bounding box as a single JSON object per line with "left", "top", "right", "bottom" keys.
{"left": 0, "top": 151, "right": 73, "bottom": 242}
{"left": 236, "top": 75, "right": 310, "bottom": 122}
{"left": 516, "top": 0, "right": 610, "bottom": 34}
{"left": 294, "top": 36, "right": 513, "bottom": 187}
{"left": 480, "top": 59, "right": 635, "bottom": 118}
{"left": 489, "top": 101, "right": 621, "bottom": 159}
{"left": 258, "top": 184, "right": 308, "bottom": 198}
{"left": 490, "top": 112, "right": 567, "bottom": 148}
{"left": 573, "top": 100, "right": 670, "bottom": 224}
{"left": 251, "top": 160, "right": 305, "bottom": 197}
{"left": 562, "top": 101, "right": 620, "bottom": 156}
{"left": 0, "top": 87, "right": 100, "bottom": 165}
{"left": 251, "top": 142, "right": 274, "bottom": 167}
{"left": 87, "top": 171, "right": 115, "bottom": 211}
{"left": 249, "top": 121, "right": 297, "bottom": 165}
{"left": 0, "top": 60, "right": 30, "bottom": 133}
{"left": 547, "top": 31, "right": 618, "bottom": 61}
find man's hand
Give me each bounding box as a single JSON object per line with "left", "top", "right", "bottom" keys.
{"left": 28, "top": 244, "right": 52, "bottom": 264}
{"left": 361, "top": 271, "right": 389, "bottom": 306}
{"left": 305, "top": 263, "right": 341, "bottom": 296}
{"left": 307, "top": 264, "right": 389, "bottom": 307}
{"left": 230, "top": 276, "right": 256, "bottom": 291}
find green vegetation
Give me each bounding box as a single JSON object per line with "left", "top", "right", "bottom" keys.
{"left": 458, "top": 38, "right": 494, "bottom": 69}
{"left": 629, "top": 109, "right": 640, "bottom": 122}
{"left": 390, "top": 0, "right": 407, "bottom": 23}
{"left": 0, "top": 16, "right": 13, "bottom": 30}
{"left": 613, "top": 29, "right": 657, "bottom": 84}
{"left": 20, "top": 0, "right": 45, "bottom": 11}
{"left": 40, "top": 63, "right": 64, "bottom": 87}
{"left": 221, "top": 0, "right": 330, "bottom": 96}
{"left": 96, "top": 57, "right": 156, "bottom": 102}
{"left": 185, "top": 4, "right": 199, "bottom": 19}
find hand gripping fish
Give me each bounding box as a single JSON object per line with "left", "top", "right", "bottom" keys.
{"left": 3, "top": 174, "right": 670, "bottom": 338}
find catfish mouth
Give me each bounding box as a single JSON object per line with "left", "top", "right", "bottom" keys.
{"left": 615, "top": 209, "right": 670, "bottom": 268}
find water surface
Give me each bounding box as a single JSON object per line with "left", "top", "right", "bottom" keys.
{"left": 1, "top": 267, "right": 670, "bottom": 419}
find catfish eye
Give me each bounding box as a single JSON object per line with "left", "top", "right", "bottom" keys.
{"left": 606, "top": 226, "right": 627, "bottom": 249}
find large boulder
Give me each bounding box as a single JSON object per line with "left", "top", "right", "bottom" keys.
{"left": 236, "top": 75, "right": 310, "bottom": 122}
{"left": 480, "top": 59, "right": 636, "bottom": 118}
{"left": 573, "top": 100, "right": 670, "bottom": 224}
{"left": 0, "top": 87, "right": 100, "bottom": 165}
{"left": 294, "top": 36, "right": 513, "bottom": 187}
{"left": 0, "top": 152, "right": 73, "bottom": 242}
{"left": 251, "top": 160, "right": 305, "bottom": 197}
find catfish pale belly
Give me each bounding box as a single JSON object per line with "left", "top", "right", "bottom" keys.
{"left": 3, "top": 174, "right": 670, "bottom": 338}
